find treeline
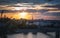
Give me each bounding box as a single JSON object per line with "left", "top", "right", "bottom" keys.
{"left": 0, "top": 18, "right": 38, "bottom": 29}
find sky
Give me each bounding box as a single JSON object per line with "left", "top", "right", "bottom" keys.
{"left": 0, "top": 0, "right": 60, "bottom": 20}
{"left": 0, "top": 0, "right": 60, "bottom": 4}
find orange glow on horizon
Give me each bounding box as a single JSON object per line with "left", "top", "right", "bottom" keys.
{"left": 18, "top": 12, "right": 28, "bottom": 19}
{"left": 0, "top": 12, "right": 32, "bottom": 20}
{"left": 11, "top": 12, "right": 32, "bottom": 20}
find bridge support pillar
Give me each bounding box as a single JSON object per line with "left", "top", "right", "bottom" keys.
{"left": 56, "top": 32, "right": 60, "bottom": 38}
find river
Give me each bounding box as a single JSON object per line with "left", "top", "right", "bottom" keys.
{"left": 7, "top": 32, "right": 55, "bottom": 38}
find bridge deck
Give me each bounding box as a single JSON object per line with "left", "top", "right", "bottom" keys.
{"left": 7, "top": 27, "right": 60, "bottom": 34}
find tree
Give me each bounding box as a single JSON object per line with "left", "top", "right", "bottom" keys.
{"left": 19, "top": 19, "right": 27, "bottom": 29}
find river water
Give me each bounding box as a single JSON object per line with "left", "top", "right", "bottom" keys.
{"left": 7, "top": 32, "right": 55, "bottom": 38}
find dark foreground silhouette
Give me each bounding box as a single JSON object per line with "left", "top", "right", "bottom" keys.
{"left": 0, "top": 18, "right": 60, "bottom": 38}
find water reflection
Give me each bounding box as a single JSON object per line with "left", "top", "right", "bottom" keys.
{"left": 27, "top": 32, "right": 33, "bottom": 38}
{"left": 37, "top": 32, "right": 49, "bottom": 38}
{"left": 7, "top": 32, "right": 55, "bottom": 38}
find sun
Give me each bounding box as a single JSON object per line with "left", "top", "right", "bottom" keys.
{"left": 19, "top": 12, "right": 28, "bottom": 19}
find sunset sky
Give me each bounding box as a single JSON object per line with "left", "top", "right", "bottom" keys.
{"left": 0, "top": 0, "right": 60, "bottom": 20}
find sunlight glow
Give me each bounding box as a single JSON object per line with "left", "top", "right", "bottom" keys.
{"left": 19, "top": 12, "right": 28, "bottom": 19}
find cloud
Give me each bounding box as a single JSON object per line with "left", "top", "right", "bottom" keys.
{"left": 0, "top": 0, "right": 46, "bottom": 5}
{"left": 43, "top": 16, "right": 60, "bottom": 20}
{"left": 43, "top": 12, "right": 60, "bottom": 16}
{"left": 0, "top": 0, "right": 60, "bottom": 5}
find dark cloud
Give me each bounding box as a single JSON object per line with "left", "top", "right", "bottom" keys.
{"left": 43, "top": 12, "right": 60, "bottom": 16}
{"left": 0, "top": 0, "right": 45, "bottom": 5}
{"left": 0, "top": 10, "right": 19, "bottom": 13}
{"left": 24, "top": 9, "right": 48, "bottom": 13}
{"left": 0, "top": 0, "right": 60, "bottom": 5}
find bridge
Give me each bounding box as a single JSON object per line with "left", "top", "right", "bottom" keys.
{"left": 0, "top": 23, "right": 60, "bottom": 38}
{"left": 4, "top": 27, "right": 59, "bottom": 38}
